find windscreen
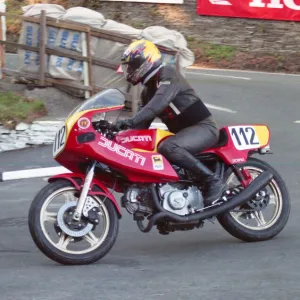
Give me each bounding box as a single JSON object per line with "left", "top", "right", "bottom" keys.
{"left": 69, "top": 88, "right": 126, "bottom": 116}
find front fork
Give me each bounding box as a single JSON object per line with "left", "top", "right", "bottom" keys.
{"left": 72, "top": 161, "right": 97, "bottom": 221}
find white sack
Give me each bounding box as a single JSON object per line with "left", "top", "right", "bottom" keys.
{"left": 142, "top": 26, "right": 195, "bottom": 73}
{"left": 92, "top": 66, "right": 128, "bottom": 91}
{"left": 17, "top": 4, "right": 66, "bottom": 74}
{"left": 18, "top": 24, "right": 59, "bottom": 74}
{"left": 22, "top": 4, "right": 66, "bottom": 18}
{"left": 102, "top": 19, "right": 142, "bottom": 39}
{"left": 48, "top": 7, "right": 106, "bottom": 81}
{"left": 89, "top": 19, "right": 143, "bottom": 89}
{"left": 62, "top": 7, "right": 106, "bottom": 29}
{"left": 17, "top": 4, "right": 194, "bottom": 97}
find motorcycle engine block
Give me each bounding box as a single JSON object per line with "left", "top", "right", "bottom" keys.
{"left": 122, "top": 186, "right": 154, "bottom": 215}
{"left": 122, "top": 183, "right": 204, "bottom": 217}
{"left": 158, "top": 183, "right": 204, "bottom": 216}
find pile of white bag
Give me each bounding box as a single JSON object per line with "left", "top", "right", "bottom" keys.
{"left": 17, "top": 4, "right": 195, "bottom": 97}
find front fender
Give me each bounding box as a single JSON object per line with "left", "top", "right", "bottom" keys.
{"left": 49, "top": 173, "right": 122, "bottom": 218}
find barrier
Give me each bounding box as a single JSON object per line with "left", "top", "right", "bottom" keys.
{"left": 0, "top": 7, "right": 187, "bottom": 114}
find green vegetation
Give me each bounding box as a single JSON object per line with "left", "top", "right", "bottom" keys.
{"left": 0, "top": 92, "right": 46, "bottom": 128}
{"left": 129, "top": 21, "right": 146, "bottom": 29}
{"left": 202, "top": 43, "right": 237, "bottom": 60}
{"left": 187, "top": 38, "right": 237, "bottom": 61}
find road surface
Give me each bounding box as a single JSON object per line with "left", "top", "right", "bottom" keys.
{"left": 0, "top": 68, "right": 300, "bottom": 300}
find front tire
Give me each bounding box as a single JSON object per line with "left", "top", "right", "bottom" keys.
{"left": 28, "top": 180, "right": 119, "bottom": 265}
{"left": 217, "top": 157, "right": 290, "bottom": 242}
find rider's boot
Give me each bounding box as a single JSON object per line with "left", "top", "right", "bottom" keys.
{"left": 191, "top": 161, "right": 226, "bottom": 207}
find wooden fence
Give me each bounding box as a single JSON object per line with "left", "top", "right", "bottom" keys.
{"left": 0, "top": 10, "right": 180, "bottom": 114}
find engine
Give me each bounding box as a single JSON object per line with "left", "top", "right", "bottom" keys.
{"left": 122, "top": 183, "right": 204, "bottom": 217}
{"left": 121, "top": 186, "right": 154, "bottom": 215}
{"left": 158, "top": 183, "right": 204, "bottom": 216}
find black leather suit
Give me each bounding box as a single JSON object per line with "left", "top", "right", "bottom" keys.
{"left": 129, "top": 65, "right": 220, "bottom": 179}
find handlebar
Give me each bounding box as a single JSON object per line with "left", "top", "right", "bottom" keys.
{"left": 92, "top": 120, "right": 128, "bottom": 139}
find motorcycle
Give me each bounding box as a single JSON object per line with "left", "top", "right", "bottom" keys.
{"left": 28, "top": 88, "right": 290, "bottom": 265}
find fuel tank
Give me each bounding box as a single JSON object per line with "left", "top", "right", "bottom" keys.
{"left": 114, "top": 129, "right": 174, "bottom": 152}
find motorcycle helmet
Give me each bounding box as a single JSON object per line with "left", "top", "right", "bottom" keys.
{"left": 120, "top": 39, "right": 163, "bottom": 86}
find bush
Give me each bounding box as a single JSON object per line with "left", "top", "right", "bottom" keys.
{"left": 0, "top": 91, "right": 47, "bottom": 128}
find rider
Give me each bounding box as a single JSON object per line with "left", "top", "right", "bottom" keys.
{"left": 114, "top": 39, "right": 226, "bottom": 206}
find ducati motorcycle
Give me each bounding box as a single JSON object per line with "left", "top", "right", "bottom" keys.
{"left": 28, "top": 88, "right": 290, "bottom": 265}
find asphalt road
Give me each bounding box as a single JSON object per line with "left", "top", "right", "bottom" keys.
{"left": 1, "top": 69, "right": 300, "bottom": 300}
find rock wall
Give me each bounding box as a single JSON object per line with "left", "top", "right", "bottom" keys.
{"left": 87, "top": 0, "right": 300, "bottom": 53}
{"left": 0, "top": 121, "right": 63, "bottom": 152}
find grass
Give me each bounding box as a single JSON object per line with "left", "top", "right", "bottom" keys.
{"left": 0, "top": 91, "right": 46, "bottom": 128}
{"left": 202, "top": 43, "right": 237, "bottom": 60}
{"left": 188, "top": 38, "right": 237, "bottom": 61}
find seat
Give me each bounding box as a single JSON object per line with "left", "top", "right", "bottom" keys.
{"left": 195, "top": 128, "right": 228, "bottom": 161}
{"left": 214, "top": 128, "right": 228, "bottom": 148}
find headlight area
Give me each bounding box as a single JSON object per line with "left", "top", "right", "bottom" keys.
{"left": 77, "top": 132, "right": 96, "bottom": 144}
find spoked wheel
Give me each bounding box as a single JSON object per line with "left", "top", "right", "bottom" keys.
{"left": 217, "top": 157, "right": 290, "bottom": 242}
{"left": 28, "top": 180, "right": 119, "bottom": 265}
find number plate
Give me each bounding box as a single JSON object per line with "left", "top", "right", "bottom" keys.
{"left": 229, "top": 125, "right": 260, "bottom": 150}
{"left": 53, "top": 124, "right": 67, "bottom": 157}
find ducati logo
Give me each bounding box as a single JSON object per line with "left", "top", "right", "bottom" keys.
{"left": 209, "top": 0, "right": 232, "bottom": 5}
{"left": 120, "top": 136, "right": 152, "bottom": 144}
{"left": 98, "top": 136, "right": 146, "bottom": 166}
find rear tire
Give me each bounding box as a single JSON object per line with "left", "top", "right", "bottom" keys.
{"left": 217, "top": 157, "right": 290, "bottom": 242}
{"left": 28, "top": 180, "right": 119, "bottom": 265}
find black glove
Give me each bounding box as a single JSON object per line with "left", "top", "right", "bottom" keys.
{"left": 114, "top": 119, "right": 134, "bottom": 131}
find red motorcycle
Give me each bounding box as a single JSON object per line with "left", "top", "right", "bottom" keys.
{"left": 28, "top": 88, "right": 290, "bottom": 265}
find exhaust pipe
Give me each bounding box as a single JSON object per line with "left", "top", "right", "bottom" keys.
{"left": 138, "top": 170, "right": 273, "bottom": 233}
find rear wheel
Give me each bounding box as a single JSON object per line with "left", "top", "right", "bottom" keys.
{"left": 217, "top": 157, "right": 290, "bottom": 242}
{"left": 28, "top": 180, "right": 119, "bottom": 265}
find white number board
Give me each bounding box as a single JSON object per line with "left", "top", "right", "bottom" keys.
{"left": 229, "top": 126, "right": 260, "bottom": 150}
{"left": 53, "top": 124, "right": 67, "bottom": 157}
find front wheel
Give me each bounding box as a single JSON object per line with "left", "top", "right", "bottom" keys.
{"left": 217, "top": 157, "right": 290, "bottom": 242}
{"left": 28, "top": 180, "right": 119, "bottom": 265}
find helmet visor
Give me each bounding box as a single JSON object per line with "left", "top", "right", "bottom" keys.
{"left": 121, "top": 64, "right": 135, "bottom": 77}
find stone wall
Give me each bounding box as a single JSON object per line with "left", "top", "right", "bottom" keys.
{"left": 86, "top": 0, "right": 300, "bottom": 53}
{"left": 0, "top": 121, "right": 63, "bottom": 152}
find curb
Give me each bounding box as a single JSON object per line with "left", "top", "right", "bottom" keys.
{"left": 0, "top": 120, "right": 64, "bottom": 153}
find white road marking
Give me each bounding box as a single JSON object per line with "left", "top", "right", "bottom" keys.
{"left": 187, "top": 67, "right": 300, "bottom": 77}
{"left": 186, "top": 71, "right": 251, "bottom": 80}
{"left": 294, "top": 120, "right": 300, "bottom": 123}
{"left": 0, "top": 198, "right": 31, "bottom": 203}
{"left": 204, "top": 103, "right": 237, "bottom": 114}
{"left": 1, "top": 166, "right": 71, "bottom": 182}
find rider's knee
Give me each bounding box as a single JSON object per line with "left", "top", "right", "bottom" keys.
{"left": 158, "top": 138, "right": 179, "bottom": 156}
